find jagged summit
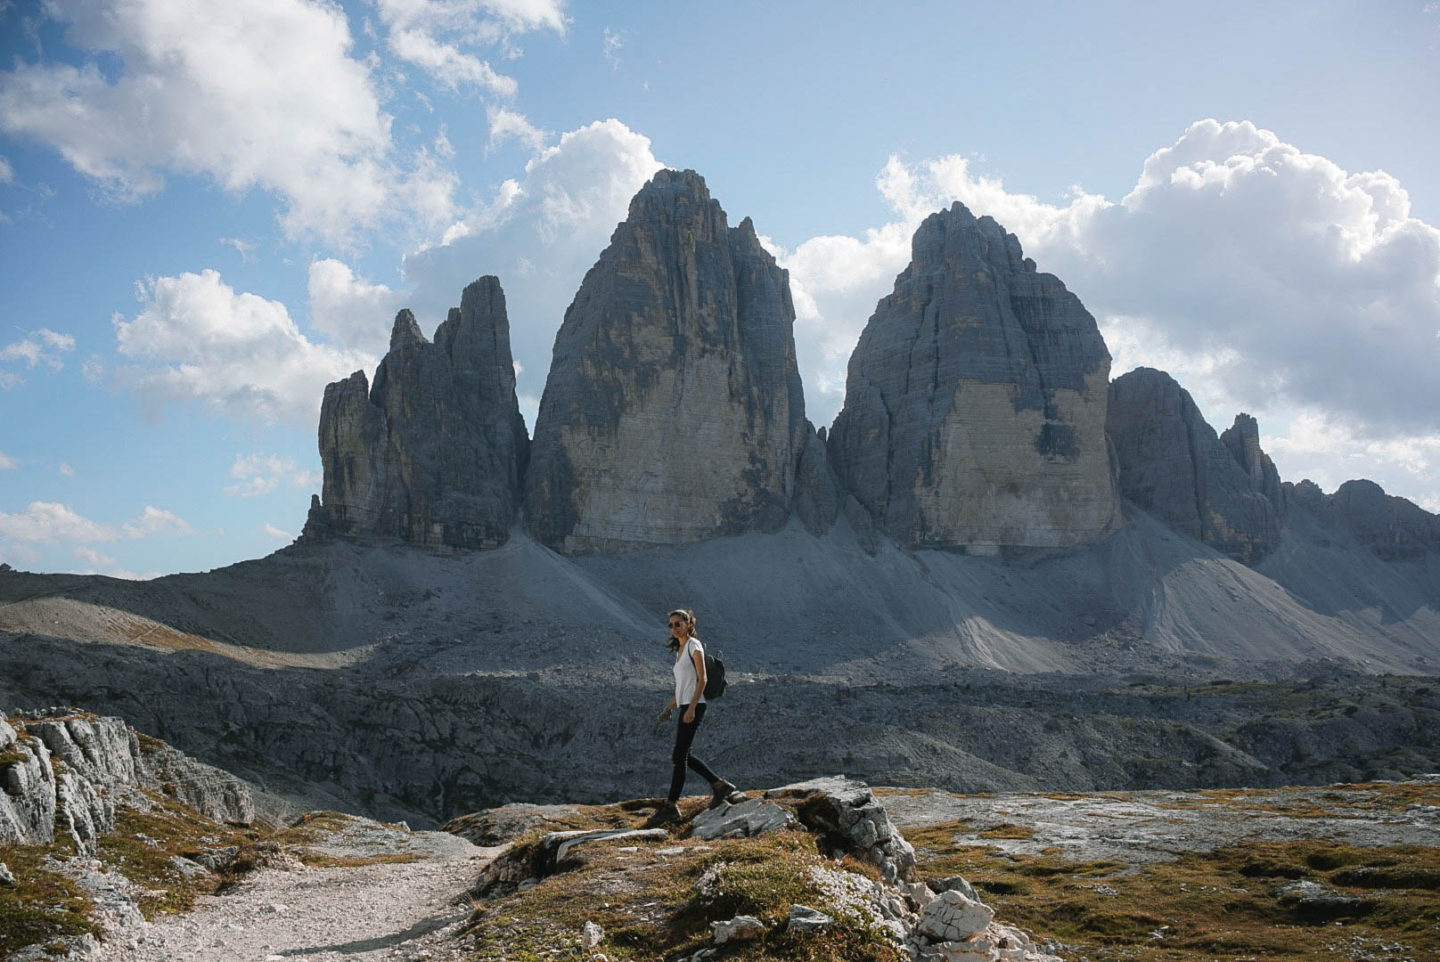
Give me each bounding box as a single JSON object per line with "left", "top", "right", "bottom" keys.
{"left": 828, "top": 201, "right": 1120, "bottom": 550}
{"left": 1107, "top": 367, "right": 1283, "bottom": 564}
{"left": 308, "top": 275, "right": 528, "bottom": 550}
{"left": 523, "top": 168, "right": 813, "bottom": 553}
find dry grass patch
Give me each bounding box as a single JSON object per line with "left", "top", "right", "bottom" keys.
{"left": 0, "top": 843, "right": 100, "bottom": 956}
{"left": 462, "top": 808, "right": 903, "bottom": 962}
{"left": 904, "top": 820, "right": 1440, "bottom": 961}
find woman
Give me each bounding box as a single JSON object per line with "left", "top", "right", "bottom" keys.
{"left": 643, "top": 608, "right": 744, "bottom": 827}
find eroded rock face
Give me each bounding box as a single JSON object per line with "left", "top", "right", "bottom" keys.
{"left": 1288, "top": 478, "right": 1440, "bottom": 562}
{"left": 310, "top": 277, "right": 529, "bottom": 549}
{"left": 0, "top": 712, "right": 254, "bottom": 851}
{"left": 827, "top": 202, "right": 1119, "bottom": 550}
{"left": 1221, "top": 414, "right": 1285, "bottom": 515}
{"left": 1107, "top": 368, "right": 1281, "bottom": 563}
{"left": 524, "top": 169, "right": 809, "bottom": 552}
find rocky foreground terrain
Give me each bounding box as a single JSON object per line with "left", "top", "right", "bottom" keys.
{"left": 3, "top": 713, "right": 1436, "bottom": 962}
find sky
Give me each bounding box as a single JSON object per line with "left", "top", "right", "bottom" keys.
{"left": 1, "top": 0, "right": 1438, "bottom": 578}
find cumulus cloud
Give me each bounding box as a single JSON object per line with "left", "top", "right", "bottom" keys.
{"left": 0, "top": 501, "right": 191, "bottom": 543}
{"left": 224, "top": 453, "right": 319, "bottom": 498}
{"left": 114, "top": 269, "right": 376, "bottom": 424}
{"left": 402, "top": 118, "right": 662, "bottom": 423}
{"left": 1, "top": 327, "right": 76, "bottom": 369}
{"left": 487, "top": 105, "right": 548, "bottom": 152}
{"left": 308, "top": 259, "right": 409, "bottom": 355}
{"left": 263, "top": 521, "right": 293, "bottom": 541}
{"left": 774, "top": 121, "right": 1440, "bottom": 508}
{"left": 0, "top": 0, "right": 450, "bottom": 242}
{"left": 375, "top": 0, "right": 566, "bottom": 94}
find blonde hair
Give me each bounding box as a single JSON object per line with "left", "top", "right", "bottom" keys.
{"left": 666, "top": 608, "right": 696, "bottom": 651}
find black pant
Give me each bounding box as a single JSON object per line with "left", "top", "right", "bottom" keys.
{"left": 669, "top": 702, "right": 719, "bottom": 802}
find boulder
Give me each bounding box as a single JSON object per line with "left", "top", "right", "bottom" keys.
{"left": 1107, "top": 368, "right": 1281, "bottom": 563}
{"left": 765, "top": 776, "right": 916, "bottom": 883}
{"left": 690, "top": 798, "right": 797, "bottom": 840}
{"left": 786, "top": 904, "right": 833, "bottom": 935}
{"left": 711, "top": 915, "right": 765, "bottom": 944}
{"left": 828, "top": 202, "right": 1119, "bottom": 550}
{"left": 310, "top": 276, "right": 529, "bottom": 550}
{"left": 917, "top": 890, "right": 997, "bottom": 942}
{"left": 524, "top": 169, "right": 810, "bottom": 552}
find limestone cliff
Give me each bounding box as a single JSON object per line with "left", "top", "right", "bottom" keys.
{"left": 1107, "top": 368, "right": 1281, "bottom": 563}
{"left": 309, "top": 277, "right": 529, "bottom": 549}
{"left": 524, "top": 169, "right": 810, "bottom": 552}
{"left": 827, "top": 202, "right": 1119, "bottom": 550}
{"left": 1289, "top": 478, "right": 1440, "bottom": 562}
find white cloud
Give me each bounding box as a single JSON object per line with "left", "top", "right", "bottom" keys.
{"left": 487, "top": 105, "right": 547, "bottom": 152}
{"left": 374, "top": 0, "right": 566, "bottom": 93}
{"left": 308, "top": 259, "right": 409, "bottom": 355}
{"left": 121, "top": 506, "right": 195, "bottom": 538}
{"left": 81, "top": 357, "right": 105, "bottom": 383}
{"left": 0, "top": 451, "right": 16, "bottom": 470}
{"left": 774, "top": 121, "right": 1440, "bottom": 510}
{"left": 114, "top": 269, "right": 376, "bottom": 424}
{"left": 263, "top": 521, "right": 293, "bottom": 541}
{"left": 0, "top": 155, "right": 13, "bottom": 183}
{"left": 58, "top": 462, "right": 74, "bottom": 477}
{"left": 1, "top": 327, "right": 76, "bottom": 369}
{"left": 602, "top": 27, "right": 623, "bottom": 68}
{"left": 0, "top": 501, "right": 118, "bottom": 543}
{"left": 73, "top": 545, "right": 114, "bottom": 567}
{"left": 220, "top": 237, "right": 255, "bottom": 262}
{"left": 224, "top": 453, "right": 318, "bottom": 498}
{"left": 0, "top": 0, "right": 447, "bottom": 243}
{"left": 403, "top": 118, "right": 662, "bottom": 424}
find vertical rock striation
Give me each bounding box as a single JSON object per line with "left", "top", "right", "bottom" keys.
{"left": 827, "top": 202, "right": 1119, "bottom": 551}
{"left": 310, "top": 277, "right": 529, "bottom": 549}
{"left": 524, "top": 169, "right": 810, "bottom": 552}
{"left": 1107, "top": 368, "right": 1281, "bottom": 563}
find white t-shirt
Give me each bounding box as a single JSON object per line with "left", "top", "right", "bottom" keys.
{"left": 673, "top": 636, "right": 707, "bottom": 708}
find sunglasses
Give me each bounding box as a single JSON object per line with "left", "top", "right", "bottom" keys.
{"left": 668, "top": 620, "right": 686, "bottom": 628}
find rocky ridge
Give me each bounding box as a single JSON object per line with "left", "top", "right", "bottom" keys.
{"left": 1107, "top": 367, "right": 1284, "bottom": 563}
{"left": 1, "top": 710, "right": 253, "bottom": 852}
{"left": 828, "top": 202, "right": 1120, "bottom": 551}
{"left": 524, "top": 168, "right": 814, "bottom": 552}
{"left": 308, "top": 276, "right": 529, "bottom": 550}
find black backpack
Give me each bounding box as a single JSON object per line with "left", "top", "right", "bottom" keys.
{"left": 703, "top": 650, "right": 728, "bottom": 700}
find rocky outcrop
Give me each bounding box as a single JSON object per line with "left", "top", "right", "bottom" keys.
{"left": 766, "top": 775, "right": 917, "bottom": 883}
{"left": 1221, "top": 413, "right": 1284, "bottom": 515}
{"left": 1288, "top": 478, "right": 1440, "bottom": 562}
{"left": 524, "top": 169, "right": 809, "bottom": 553}
{"left": 309, "top": 277, "right": 529, "bottom": 549}
{"left": 1107, "top": 368, "right": 1281, "bottom": 563}
{"left": 0, "top": 711, "right": 253, "bottom": 852}
{"left": 828, "top": 202, "right": 1120, "bottom": 551}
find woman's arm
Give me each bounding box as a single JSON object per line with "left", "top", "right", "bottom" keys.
{"left": 684, "top": 645, "right": 706, "bottom": 721}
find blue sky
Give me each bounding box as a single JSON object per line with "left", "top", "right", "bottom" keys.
{"left": 2, "top": 0, "right": 1438, "bottom": 577}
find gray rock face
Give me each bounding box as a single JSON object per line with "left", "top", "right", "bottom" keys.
{"left": 524, "top": 169, "right": 809, "bottom": 553}
{"left": 828, "top": 202, "right": 1119, "bottom": 550}
{"left": 0, "top": 712, "right": 253, "bottom": 851}
{"left": 311, "top": 277, "right": 529, "bottom": 550}
{"left": 1288, "top": 478, "right": 1440, "bottom": 562}
{"left": 1221, "top": 414, "right": 1285, "bottom": 515}
{"left": 766, "top": 775, "right": 916, "bottom": 883}
{"left": 1107, "top": 368, "right": 1281, "bottom": 563}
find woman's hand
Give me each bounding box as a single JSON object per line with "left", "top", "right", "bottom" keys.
{"left": 682, "top": 706, "right": 696, "bottom": 724}
{"left": 658, "top": 706, "right": 673, "bottom": 722}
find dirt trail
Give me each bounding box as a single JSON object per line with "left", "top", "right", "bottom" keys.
{"left": 94, "top": 829, "right": 501, "bottom": 962}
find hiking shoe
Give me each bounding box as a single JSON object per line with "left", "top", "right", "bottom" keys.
{"left": 709, "top": 779, "right": 746, "bottom": 809}
{"left": 642, "top": 801, "right": 681, "bottom": 828}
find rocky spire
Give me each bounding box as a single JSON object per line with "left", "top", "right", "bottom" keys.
{"left": 1107, "top": 368, "right": 1281, "bottom": 563}
{"left": 523, "top": 169, "right": 812, "bottom": 552}
{"left": 1220, "top": 413, "right": 1285, "bottom": 515}
{"left": 308, "top": 276, "right": 529, "bottom": 549}
{"left": 827, "top": 202, "right": 1120, "bottom": 551}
